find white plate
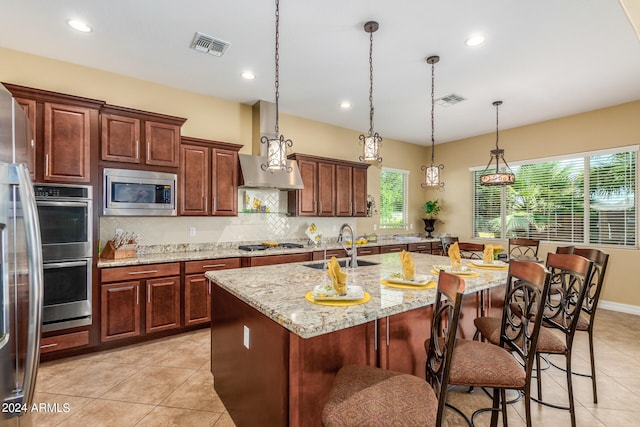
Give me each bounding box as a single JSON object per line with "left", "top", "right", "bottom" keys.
{"left": 432, "top": 265, "right": 476, "bottom": 275}
{"left": 384, "top": 274, "right": 433, "bottom": 286}
{"left": 312, "top": 284, "right": 364, "bottom": 301}
{"left": 471, "top": 260, "right": 507, "bottom": 267}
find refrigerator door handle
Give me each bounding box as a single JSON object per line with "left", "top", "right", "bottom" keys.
{"left": 16, "top": 163, "right": 43, "bottom": 407}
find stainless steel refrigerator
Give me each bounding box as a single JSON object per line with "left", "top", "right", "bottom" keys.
{"left": 0, "top": 84, "right": 43, "bottom": 426}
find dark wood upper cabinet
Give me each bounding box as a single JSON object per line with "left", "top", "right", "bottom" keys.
{"left": 335, "top": 164, "right": 353, "bottom": 216}
{"left": 3, "top": 83, "right": 104, "bottom": 184}
{"left": 317, "top": 161, "right": 336, "bottom": 216}
{"left": 288, "top": 153, "right": 369, "bottom": 217}
{"left": 100, "top": 104, "right": 186, "bottom": 169}
{"left": 179, "top": 137, "right": 242, "bottom": 217}
{"left": 101, "top": 113, "right": 141, "bottom": 163}
{"left": 14, "top": 97, "right": 36, "bottom": 178}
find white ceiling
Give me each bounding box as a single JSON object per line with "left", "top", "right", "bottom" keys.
{"left": 1, "top": 0, "right": 639, "bottom": 145}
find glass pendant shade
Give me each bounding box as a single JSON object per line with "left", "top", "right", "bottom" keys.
{"left": 360, "top": 133, "right": 382, "bottom": 163}
{"left": 422, "top": 164, "right": 444, "bottom": 187}
{"left": 261, "top": 135, "right": 292, "bottom": 172}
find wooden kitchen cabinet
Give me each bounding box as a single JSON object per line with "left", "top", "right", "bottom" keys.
{"left": 356, "top": 246, "right": 380, "bottom": 256}
{"left": 407, "top": 241, "right": 442, "bottom": 254}
{"left": 101, "top": 280, "right": 141, "bottom": 342}
{"left": 288, "top": 153, "right": 369, "bottom": 217}
{"left": 379, "top": 244, "right": 408, "bottom": 254}
{"left": 145, "top": 276, "right": 181, "bottom": 333}
{"left": 100, "top": 104, "right": 186, "bottom": 168}
{"left": 3, "top": 83, "right": 104, "bottom": 184}
{"left": 242, "top": 252, "right": 312, "bottom": 267}
{"left": 184, "top": 257, "right": 241, "bottom": 326}
{"left": 100, "top": 262, "right": 181, "bottom": 342}
{"left": 179, "top": 137, "right": 242, "bottom": 216}
{"left": 14, "top": 97, "right": 37, "bottom": 178}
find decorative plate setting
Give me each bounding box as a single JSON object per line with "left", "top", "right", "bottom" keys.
{"left": 312, "top": 284, "right": 364, "bottom": 301}
{"left": 432, "top": 265, "right": 477, "bottom": 275}
{"left": 384, "top": 273, "right": 434, "bottom": 286}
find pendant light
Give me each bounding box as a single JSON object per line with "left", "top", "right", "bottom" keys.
{"left": 480, "top": 101, "right": 515, "bottom": 186}
{"left": 260, "top": 0, "right": 293, "bottom": 172}
{"left": 421, "top": 55, "right": 444, "bottom": 189}
{"left": 359, "top": 21, "right": 382, "bottom": 163}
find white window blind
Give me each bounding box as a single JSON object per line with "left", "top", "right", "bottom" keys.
{"left": 472, "top": 146, "right": 637, "bottom": 247}
{"left": 380, "top": 168, "right": 408, "bottom": 229}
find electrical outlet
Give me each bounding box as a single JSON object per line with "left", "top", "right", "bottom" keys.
{"left": 189, "top": 227, "right": 196, "bottom": 237}
{"left": 243, "top": 325, "right": 250, "bottom": 349}
{"left": 373, "top": 224, "right": 377, "bottom": 231}
{"left": 115, "top": 228, "right": 123, "bottom": 235}
{"left": 410, "top": 223, "right": 413, "bottom": 230}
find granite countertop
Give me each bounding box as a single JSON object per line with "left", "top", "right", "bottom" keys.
{"left": 97, "top": 237, "right": 441, "bottom": 268}
{"left": 205, "top": 252, "right": 507, "bottom": 339}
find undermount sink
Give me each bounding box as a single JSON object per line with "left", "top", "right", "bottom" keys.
{"left": 303, "top": 260, "right": 379, "bottom": 270}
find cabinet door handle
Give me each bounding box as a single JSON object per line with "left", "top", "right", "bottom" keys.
{"left": 374, "top": 318, "right": 378, "bottom": 351}
{"left": 45, "top": 154, "right": 49, "bottom": 177}
{"left": 386, "top": 316, "right": 390, "bottom": 346}
{"left": 136, "top": 286, "right": 139, "bottom": 305}
{"left": 208, "top": 280, "right": 211, "bottom": 295}
{"left": 147, "top": 283, "right": 150, "bottom": 304}
{"left": 128, "top": 270, "right": 158, "bottom": 275}
{"left": 202, "top": 263, "right": 227, "bottom": 268}
{"left": 40, "top": 343, "right": 58, "bottom": 349}
{"left": 213, "top": 196, "right": 217, "bottom": 212}
{"left": 135, "top": 140, "right": 139, "bottom": 160}
{"left": 388, "top": 248, "right": 402, "bottom": 252}
{"left": 204, "top": 196, "right": 208, "bottom": 211}
{"left": 350, "top": 201, "right": 353, "bottom": 215}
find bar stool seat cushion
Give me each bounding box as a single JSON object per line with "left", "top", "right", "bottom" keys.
{"left": 449, "top": 340, "right": 526, "bottom": 389}
{"left": 322, "top": 365, "right": 438, "bottom": 427}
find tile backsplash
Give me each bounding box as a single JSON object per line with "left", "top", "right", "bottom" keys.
{"left": 99, "top": 189, "right": 355, "bottom": 247}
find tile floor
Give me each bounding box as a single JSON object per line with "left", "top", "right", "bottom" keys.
{"left": 32, "top": 309, "right": 640, "bottom": 426}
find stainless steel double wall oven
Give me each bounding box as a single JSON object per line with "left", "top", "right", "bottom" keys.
{"left": 34, "top": 183, "right": 93, "bottom": 332}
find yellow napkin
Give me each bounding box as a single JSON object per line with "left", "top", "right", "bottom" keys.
{"left": 449, "top": 242, "right": 462, "bottom": 271}
{"left": 327, "top": 256, "right": 348, "bottom": 295}
{"left": 483, "top": 244, "right": 494, "bottom": 264}
{"left": 400, "top": 250, "right": 415, "bottom": 280}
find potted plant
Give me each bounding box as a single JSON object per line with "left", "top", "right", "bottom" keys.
{"left": 422, "top": 200, "right": 441, "bottom": 238}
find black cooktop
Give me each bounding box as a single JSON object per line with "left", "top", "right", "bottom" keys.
{"left": 238, "top": 242, "right": 304, "bottom": 252}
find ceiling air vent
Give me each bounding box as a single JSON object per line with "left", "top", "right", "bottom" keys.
{"left": 190, "top": 32, "right": 230, "bottom": 57}
{"left": 436, "top": 93, "right": 466, "bottom": 107}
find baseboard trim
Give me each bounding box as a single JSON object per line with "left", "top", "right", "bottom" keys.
{"left": 599, "top": 300, "right": 640, "bottom": 316}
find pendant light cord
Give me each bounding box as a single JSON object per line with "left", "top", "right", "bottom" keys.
{"left": 495, "top": 101, "right": 500, "bottom": 151}
{"left": 274, "top": 0, "right": 280, "bottom": 136}
{"left": 430, "top": 59, "right": 435, "bottom": 164}
{"left": 368, "top": 29, "right": 374, "bottom": 136}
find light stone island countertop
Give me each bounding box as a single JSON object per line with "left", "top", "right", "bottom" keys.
{"left": 97, "top": 237, "right": 440, "bottom": 268}
{"left": 205, "top": 252, "right": 508, "bottom": 339}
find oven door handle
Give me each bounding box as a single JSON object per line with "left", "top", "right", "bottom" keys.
{"left": 43, "top": 260, "right": 88, "bottom": 269}
{"left": 34, "top": 200, "right": 89, "bottom": 208}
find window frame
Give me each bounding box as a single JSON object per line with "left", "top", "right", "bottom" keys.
{"left": 380, "top": 167, "right": 409, "bottom": 230}
{"left": 470, "top": 145, "right": 638, "bottom": 248}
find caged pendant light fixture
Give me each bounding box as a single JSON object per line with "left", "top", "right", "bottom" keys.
{"left": 480, "top": 101, "right": 515, "bottom": 186}
{"left": 359, "top": 21, "right": 383, "bottom": 163}
{"left": 260, "top": 0, "right": 293, "bottom": 172}
{"left": 421, "top": 55, "right": 444, "bottom": 189}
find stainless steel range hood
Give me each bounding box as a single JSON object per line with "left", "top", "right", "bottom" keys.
{"left": 238, "top": 101, "right": 304, "bottom": 190}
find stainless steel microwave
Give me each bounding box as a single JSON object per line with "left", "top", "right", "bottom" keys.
{"left": 103, "top": 168, "right": 177, "bottom": 216}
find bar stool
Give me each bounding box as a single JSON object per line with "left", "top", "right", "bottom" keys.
{"left": 322, "top": 271, "right": 465, "bottom": 427}
{"left": 458, "top": 242, "right": 485, "bottom": 259}
{"left": 508, "top": 238, "right": 540, "bottom": 261}
{"left": 443, "top": 260, "right": 552, "bottom": 427}
{"left": 440, "top": 236, "right": 459, "bottom": 256}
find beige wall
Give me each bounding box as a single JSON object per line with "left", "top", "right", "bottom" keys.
{"left": 2, "top": 47, "right": 638, "bottom": 309}
{"left": 435, "top": 101, "right": 640, "bottom": 308}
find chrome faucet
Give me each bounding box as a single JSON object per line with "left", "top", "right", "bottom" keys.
{"left": 338, "top": 223, "right": 358, "bottom": 268}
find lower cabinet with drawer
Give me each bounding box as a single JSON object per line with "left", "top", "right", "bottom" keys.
{"left": 100, "top": 262, "right": 181, "bottom": 342}
{"left": 379, "top": 244, "right": 408, "bottom": 254}
{"left": 407, "top": 241, "right": 442, "bottom": 254}
{"left": 40, "top": 331, "right": 90, "bottom": 354}
{"left": 184, "top": 257, "right": 240, "bottom": 326}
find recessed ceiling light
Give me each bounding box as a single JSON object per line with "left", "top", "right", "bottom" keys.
{"left": 465, "top": 34, "right": 485, "bottom": 47}
{"left": 68, "top": 19, "right": 92, "bottom": 33}
{"left": 339, "top": 101, "right": 351, "bottom": 109}
{"left": 241, "top": 71, "right": 256, "bottom": 80}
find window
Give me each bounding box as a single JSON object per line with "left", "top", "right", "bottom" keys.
{"left": 472, "top": 146, "right": 637, "bottom": 247}
{"left": 380, "top": 167, "right": 409, "bottom": 229}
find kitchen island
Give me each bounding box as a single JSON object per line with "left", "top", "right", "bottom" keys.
{"left": 206, "top": 252, "right": 507, "bottom": 427}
